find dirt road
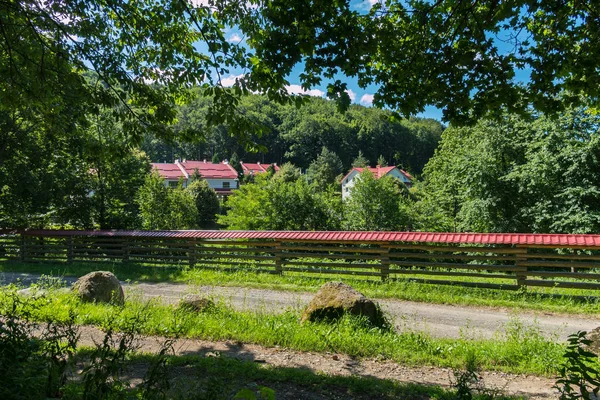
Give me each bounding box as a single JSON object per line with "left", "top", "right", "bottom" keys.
{"left": 3, "top": 272, "right": 597, "bottom": 340}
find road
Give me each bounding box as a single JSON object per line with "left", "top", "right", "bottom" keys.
{"left": 2, "top": 272, "right": 597, "bottom": 340}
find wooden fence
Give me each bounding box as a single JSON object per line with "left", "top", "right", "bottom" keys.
{"left": 2, "top": 230, "right": 600, "bottom": 291}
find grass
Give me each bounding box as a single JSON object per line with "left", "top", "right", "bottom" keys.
{"left": 0, "top": 285, "right": 569, "bottom": 377}
{"left": 3, "top": 260, "right": 600, "bottom": 315}
{"left": 92, "top": 350, "right": 524, "bottom": 400}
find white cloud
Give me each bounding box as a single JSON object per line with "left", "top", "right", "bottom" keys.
{"left": 346, "top": 89, "right": 356, "bottom": 102}
{"left": 228, "top": 33, "right": 243, "bottom": 43}
{"left": 286, "top": 84, "right": 325, "bottom": 97}
{"left": 360, "top": 93, "right": 374, "bottom": 105}
{"left": 221, "top": 74, "right": 245, "bottom": 87}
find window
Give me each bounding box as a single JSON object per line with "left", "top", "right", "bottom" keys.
{"left": 222, "top": 181, "right": 230, "bottom": 189}
{"left": 168, "top": 181, "right": 178, "bottom": 188}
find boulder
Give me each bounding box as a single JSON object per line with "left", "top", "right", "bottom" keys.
{"left": 301, "top": 281, "right": 386, "bottom": 328}
{"left": 73, "top": 271, "right": 124, "bottom": 305}
{"left": 586, "top": 327, "right": 600, "bottom": 354}
{"left": 179, "top": 295, "right": 215, "bottom": 312}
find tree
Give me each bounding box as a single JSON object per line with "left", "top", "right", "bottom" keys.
{"left": 352, "top": 151, "right": 369, "bottom": 168}
{"left": 306, "top": 147, "right": 343, "bottom": 189}
{"left": 136, "top": 172, "right": 197, "bottom": 230}
{"left": 377, "top": 155, "right": 388, "bottom": 167}
{"left": 229, "top": 152, "right": 243, "bottom": 176}
{"left": 271, "top": 162, "right": 300, "bottom": 183}
{"left": 343, "top": 170, "right": 410, "bottom": 231}
{"left": 5, "top": 0, "right": 599, "bottom": 140}
{"left": 239, "top": 1, "right": 600, "bottom": 123}
{"left": 218, "top": 173, "right": 341, "bottom": 230}
{"left": 417, "top": 106, "right": 600, "bottom": 234}
{"left": 211, "top": 153, "right": 221, "bottom": 164}
{"left": 186, "top": 178, "right": 220, "bottom": 228}
{"left": 217, "top": 174, "right": 271, "bottom": 230}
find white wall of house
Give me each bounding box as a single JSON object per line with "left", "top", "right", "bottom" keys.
{"left": 387, "top": 168, "right": 411, "bottom": 184}
{"left": 164, "top": 178, "right": 238, "bottom": 190}
{"left": 205, "top": 179, "right": 238, "bottom": 189}
{"left": 341, "top": 168, "right": 411, "bottom": 200}
{"left": 341, "top": 170, "right": 360, "bottom": 200}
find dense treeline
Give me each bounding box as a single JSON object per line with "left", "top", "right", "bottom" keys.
{"left": 141, "top": 92, "right": 444, "bottom": 175}
{"left": 3, "top": 85, "right": 600, "bottom": 235}
{"left": 415, "top": 107, "right": 600, "bottom": 234}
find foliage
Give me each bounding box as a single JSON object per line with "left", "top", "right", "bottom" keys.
{"left": 219, "top": 173, "right": 338, "bottom": 230}
{"left": 344, "top": 170, "right": 411, "bottom": 231}
{"left": 352, "top": 150, "right": 369, "bottom": 168}
{"left": 554, "top": 331, "right": 600, "bottom": 400}
{"left": 0, "top": 288, "right": 566, "bottom": 377}
{"left": 186, "top": 178, "right": 221, "bottom": 228}
{"left": 218, "top": 174, "right": 271, "bottom": 230}
{"left": 377, "top": 155, "right": 388, "bottom": 167}
{"left": 417, "top": 107, "right": 600, "bottom": 233}
{"left": 270, "top": 162, "right": 300, "bottom": 183}
{"left": 137, "top": 172, "right": 198, "bottom": 230}
{"left": 142, "top": 95, "right": 443, "bottom": 175}
{"left": 239, "top": 1, "right": 600, "bottom": 123}
{"left": 306, "top": 147, "right": 344, "bottom": 189}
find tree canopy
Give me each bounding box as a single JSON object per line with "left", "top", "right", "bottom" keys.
{"left": 416, "top": 106, "right": 600, "bottom": 234}
{"left": 3, "top": 0, "right": 599, "bottom": 140}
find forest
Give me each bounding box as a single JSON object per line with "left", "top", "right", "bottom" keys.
{"left": 3, "top": 90, "right": 599, "bottom": 235}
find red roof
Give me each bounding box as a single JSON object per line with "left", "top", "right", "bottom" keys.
{"left": 179, "top": 161, "right": 238, "bottom": 179}
{"left": 9, "top": 230, "right": 600, "bottom": 247}
{"left": 341, "top": 166, "right": 411, "bottom": 183}
{"left": 151, "top": 163, "right": 186, "bottom": 180}
{"left": 240, "top": 162, "right": 279, "bottom": 175}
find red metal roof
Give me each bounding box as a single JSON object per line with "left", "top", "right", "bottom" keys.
{"left": 7, "top": 230, "right": 600, "bottom": 247}
{"left": 179, "top": 161, "right": 238, "bottom": 179}
{"left": 151, "top": 163, "right": 186, "bottom": 180}
{"left": 341, "top": 166, "right": 411, "bottom": 183}
{"left": 240, "top": 162, "right": 279, "bottom": 175}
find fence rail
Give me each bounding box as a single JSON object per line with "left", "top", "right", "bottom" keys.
{"left": 2, "top": 230, "right": 600, "bottom": 291}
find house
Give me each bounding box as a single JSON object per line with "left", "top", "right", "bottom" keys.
{"left": 240, "top": 161, "right": 279, "bottom": 176}
{"left": 340, "top": 165, "right": 413, "bottom": 200}
{"left": 151, "top": 160, "right": 239, "bottom": 195}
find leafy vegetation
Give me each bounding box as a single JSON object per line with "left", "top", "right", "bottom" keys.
{"left": 554, "top": 331, "right": 600, "bottom": 400}
{"left": 416, "top": 107, "right": 600, "bottom": 233}
{"left": 0, "top": 286, "right": 566, "bottom": 377}
{"left": 0, "top": 285, "right": 524, "bottom": 399}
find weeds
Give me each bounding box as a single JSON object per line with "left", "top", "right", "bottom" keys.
{"left": 0, "top": 287, "right": 565, "bottom": 376}
{"left": 554, "top": 331, "right": 600, "bottom": 399}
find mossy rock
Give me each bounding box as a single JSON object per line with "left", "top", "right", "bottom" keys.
{"left": 179, "top": 295, "right": 215, "bottom": 313}
{"left": 586, "top": 327, "right": 600, "bottom": 354}
{"left": 73, "top": 271, "right": 124, "bottom": 306}
{"left": 301, "top": 282, "right": 387, "bottom": 328}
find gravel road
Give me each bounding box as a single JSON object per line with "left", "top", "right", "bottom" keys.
{"left": 2, "top": 272, "right": 598, "bottom": 340}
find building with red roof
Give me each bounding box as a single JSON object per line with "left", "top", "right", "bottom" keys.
{"left": 151, "top": 160, "right": 239, "bottom": 195}
{"left": 240, "top": 161, "right": 279, "bottom": 175}
{"left": 341, "top": 165, "right": 412, "bottom": 199}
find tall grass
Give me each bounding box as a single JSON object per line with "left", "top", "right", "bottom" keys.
{"left": 0, "top": 285, "right": 566, "bottom": 376}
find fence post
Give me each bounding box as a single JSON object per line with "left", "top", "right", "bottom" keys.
{"left": 188, "top": 239, "right": 197, "bottom": 268}
{"left": 515, "top": 246, "right": 528, "bottom": 289}
{"left": 66, "top": 236, "right": 73, "bottom": 264}
{"left": 274, "top": 242, "right": 283, "bottom": 275}
{"left": 380, "top": 245, "right": 390, "bottom": 282}
{"left": 20, "top": 234, "right": 26, "bottom": 262}
{"left": 121, "top": 237, "right": 130, "bottom": 263}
